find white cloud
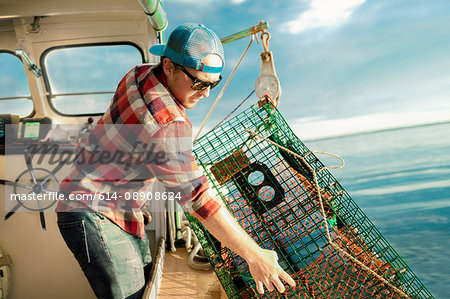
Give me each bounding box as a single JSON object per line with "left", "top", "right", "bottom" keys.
{"left": 292, "top": 110, "right": 450, "bottom": 140}
{"left": 230, "top": 0, "right": 246, "bottom": 4}
{"left": 286, "top": 0, "right": 365, "bottom": 34}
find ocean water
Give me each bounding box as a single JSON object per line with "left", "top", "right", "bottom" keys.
{"left": 305, "top": 122, "right": 450, "bottom": 298}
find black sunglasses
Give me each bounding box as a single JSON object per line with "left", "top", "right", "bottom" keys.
{"left": 176, "top": 64, "right": 222, "bottom": 91}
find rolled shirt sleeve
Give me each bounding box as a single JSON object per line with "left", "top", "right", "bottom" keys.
{"left": 141, "top": 122, "right": 222, "bottom": 222}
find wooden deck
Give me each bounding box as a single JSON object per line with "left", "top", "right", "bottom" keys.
{"left": 158, "top": 248, "right": 226, "bottom": 298}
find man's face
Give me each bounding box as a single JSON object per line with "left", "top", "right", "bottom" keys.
{"left": 164, "top": 54, "right": 222, "bottom": 109}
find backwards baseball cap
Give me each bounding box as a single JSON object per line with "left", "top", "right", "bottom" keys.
{"left": 150, "top": 23, "right": 224, "bottom": 73}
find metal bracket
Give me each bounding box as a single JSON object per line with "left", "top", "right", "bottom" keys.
{"left": 15, "top": 49, "right": 41, "bottom": 78}
{"left": 220, "top": 21, "right": 269, "bottom": 45}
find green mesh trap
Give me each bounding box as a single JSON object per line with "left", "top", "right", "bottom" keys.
{"left": 186, "top": 101, "right": 433, "bottom": 298}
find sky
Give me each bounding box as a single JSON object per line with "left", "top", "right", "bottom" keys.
{"left": 161, "top": 0, "right": 450, "bottom": 140}
{"left": 1, "top": 0, "right": 449, "bottom": 140}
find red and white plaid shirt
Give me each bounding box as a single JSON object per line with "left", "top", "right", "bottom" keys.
{"left": 57, "top": 64, "right": 222, "bottom": 238}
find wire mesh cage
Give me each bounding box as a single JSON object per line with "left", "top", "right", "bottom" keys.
{"left": 186, "top": 101, "right": 434, "bottom": 298}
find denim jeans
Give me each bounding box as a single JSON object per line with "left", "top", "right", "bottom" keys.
{"left": 57, "top": 211, "right": 152, "bottom": 299}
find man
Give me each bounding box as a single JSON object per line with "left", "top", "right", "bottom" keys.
{"left": 57, "top": 23, "right": 295, "bottom": 298}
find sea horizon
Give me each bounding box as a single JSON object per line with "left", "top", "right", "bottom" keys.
{"left": 302, "top": 119, "right": 450, "bottom": 142}
{"left": 306, "top": 122, "right": 450, "bottom": 298}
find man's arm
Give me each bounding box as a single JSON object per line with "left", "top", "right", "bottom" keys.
{"left": 142, "top": 124, "right": 295, "bottom": 293}
{"left": 202, "top": 205, "right": 296, "bottom": 294}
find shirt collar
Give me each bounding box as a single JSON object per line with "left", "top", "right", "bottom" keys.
{"left": 153, "top": 64, "right": 186, "bottom": 112}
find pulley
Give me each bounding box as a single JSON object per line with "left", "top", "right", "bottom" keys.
{"left": 254, "top": 31, "right": 281, "bottom": 106}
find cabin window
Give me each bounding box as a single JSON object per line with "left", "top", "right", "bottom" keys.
{"left": 43, "top": 44, "right": 144, "bottom": 115}
{"left": 0, "top": 52, "right": 34, "bottom": 117}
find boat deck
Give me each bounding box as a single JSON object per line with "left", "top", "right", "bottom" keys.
{"left": 158, "top": 248, "right": 225, "bottom": 298}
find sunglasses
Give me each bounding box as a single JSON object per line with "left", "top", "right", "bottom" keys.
{"left": 176, "top": 65, "right": 222, "bottom": 91}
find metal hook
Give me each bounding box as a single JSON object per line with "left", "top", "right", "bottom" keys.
{"left": 260, "top": 31, "right": 271, "bottom": 52}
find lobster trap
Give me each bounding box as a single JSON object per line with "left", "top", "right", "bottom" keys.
{"left": 186, "top": 101, "right": 433, "bottom": 298}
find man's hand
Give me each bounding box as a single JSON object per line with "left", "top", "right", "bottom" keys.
{"left": 246, "top": 248, "right": 296, "bottom": 294}
{"left": 202, "top": 206, "right": 296, "bottom": 294}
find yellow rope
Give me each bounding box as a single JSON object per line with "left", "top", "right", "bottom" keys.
{"left": 311, "top": 150, "right": 345, "bottom": 170}
{"left": 245, "top": 129, "right": 409, "bottom": 298}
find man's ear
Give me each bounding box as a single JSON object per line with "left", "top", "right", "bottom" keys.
{"left": 162, "top": 58, "right": 176, "bottom": 77}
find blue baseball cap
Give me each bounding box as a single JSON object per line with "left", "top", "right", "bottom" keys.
{"left": 150, "top": 23, "right": 224, "bottom": 73}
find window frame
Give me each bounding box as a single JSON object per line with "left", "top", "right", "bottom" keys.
{"left": 0, "top": 50, "right": 35, "bottom": 118}
{"left": 40, "top": 42, "right": 145, "bottom": 117}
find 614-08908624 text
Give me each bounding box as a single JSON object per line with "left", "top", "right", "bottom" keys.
{"left": 9, "top": 191, "right": 181, "bottom": 201}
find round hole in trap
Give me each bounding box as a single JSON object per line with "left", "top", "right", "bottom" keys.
{"left": 258, "top": 186, "right": 275, "bottom": 202}
{"left": 248, "top": 171, "right": 265, "bottom": 186}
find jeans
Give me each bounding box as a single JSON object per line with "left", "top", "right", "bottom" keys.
{"left": 57, "top": 211, "right": 152, "bottom": 299}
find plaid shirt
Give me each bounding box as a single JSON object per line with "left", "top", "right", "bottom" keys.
{"left": 57, "top": 64, "right": 222, "bottom": 238}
